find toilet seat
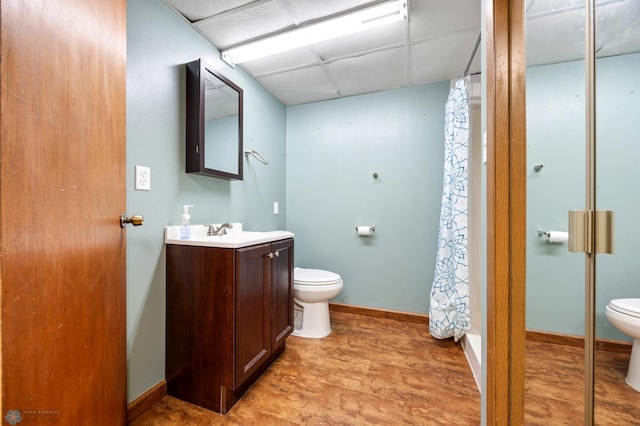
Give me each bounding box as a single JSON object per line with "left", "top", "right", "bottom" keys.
{"left": 609, "top": 299, "right": 640, "bottom": 319}
{"left": 294, "top": 267, "right": 342, "bottom": 286}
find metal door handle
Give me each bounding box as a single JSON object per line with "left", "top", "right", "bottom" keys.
{"left": 120, "top": 214, "right": 144, "bottom": 228}
{"left": 568, "top": 210, "right": 614, "bottom": 254}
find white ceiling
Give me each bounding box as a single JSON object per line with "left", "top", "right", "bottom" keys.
{"left": 164, "top": 0, "right": 640, "bottom": 106}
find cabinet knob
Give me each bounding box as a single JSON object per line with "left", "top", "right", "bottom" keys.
{"left": 267, "top": 251, "right": 281, "bottom": 259}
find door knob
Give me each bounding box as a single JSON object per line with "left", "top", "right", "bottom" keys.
{"left": 120, "top": 213, "right": 144, "bottom": 228}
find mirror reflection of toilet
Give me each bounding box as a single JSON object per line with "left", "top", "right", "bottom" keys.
{"left": 605, "top": 298, "right": 640, "bottom": 391}
{"left": 292, "top": 267, "right": 343, "bottom": 338}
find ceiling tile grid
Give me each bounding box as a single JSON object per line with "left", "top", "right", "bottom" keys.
{"left": 164, "top": 0, "right": 483, "bottom": 105}
{"left": 165, "top": 0, "right": 256, "bottom": 22}
{"left": 526, "top": 9, "right": 586, "bottom": 67}
{"left": 285, "top": 0, "right": 376, "bottom": 23}
{"left": 311, "top": 20, "right": 407, "bottom": 61}
{"left": 257, "top": 66, "right": 340, "bottom": 105}
{"left": 410, "top": 29, "right": 481, "bottom": 85}
{"left": 163, "top": 0, "right": 639, "bottom": 106}
{"left": 193, "top": 0, "right": 297, "bottom": 49}
{"left": 409, "top": 0, "right": 481, "bottom": 42}
{"left": 325, "top": 47, "right": 409, "bottom": 97}
{"left": 592, "top": 1, "right": 640, "bottom": 58}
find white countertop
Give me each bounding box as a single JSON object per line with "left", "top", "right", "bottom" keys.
{"left": 165, "top": 224, "right": 294, "bottom": 248}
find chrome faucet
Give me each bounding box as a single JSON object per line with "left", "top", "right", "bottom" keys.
{"left": 206, "top": 223, "right": 234, "bottom": 236}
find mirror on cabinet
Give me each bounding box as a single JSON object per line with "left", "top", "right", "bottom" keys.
{"left": 185, "top": 59, "right": 243, "bottom": 180}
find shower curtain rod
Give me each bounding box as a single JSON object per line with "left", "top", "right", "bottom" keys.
{"left": 463, "top": 33, "right": 481, "bottom": 77}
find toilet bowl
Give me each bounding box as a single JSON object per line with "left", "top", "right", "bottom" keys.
{"left": 605, "top": 298, "right": 640, "bottom": 392}
{"left": 292, "top": 267, "right": 343, "bottom": 338}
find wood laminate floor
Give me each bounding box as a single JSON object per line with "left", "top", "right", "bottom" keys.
{"left": 131, "top": 311, "right": 480, "bottom": 425}
{"left": 525, "top": 340, "right": 640, "bottom": 425}
{"left": 131, "top": 310, "right": 640, "bottom": 425}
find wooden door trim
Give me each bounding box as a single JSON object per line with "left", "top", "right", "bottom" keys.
{"left": 485, "top": 0, "right": 526, "bottom": 424}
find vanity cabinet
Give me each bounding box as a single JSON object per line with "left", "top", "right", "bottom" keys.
{"left": 165, "top": 238, "right": 294, "bottom": 414}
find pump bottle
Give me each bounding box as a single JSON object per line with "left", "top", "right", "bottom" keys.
{"left": 180, "top": 205, "right": 194, "bottom": 239}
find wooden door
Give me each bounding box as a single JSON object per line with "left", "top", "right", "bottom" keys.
{"left": 235, "top": 243, "right": 271, "bottom": 387}
{"left": 0, "top": 0, "right": 127, "bottom": 424}
{"left": 271, "top": 239, "right": 293, "bottom": 351}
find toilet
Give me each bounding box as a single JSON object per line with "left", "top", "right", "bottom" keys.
{"left": 605, "top": 298, "right": 640, "bottom": 391}
{"left": 292, "top": 267, "right": 343, "bottom": 338}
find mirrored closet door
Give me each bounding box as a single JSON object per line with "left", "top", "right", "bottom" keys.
{"left": 593, "top": 0, "right": 640, "bottom": 424}
{"left": 524, "top": 0, "right": 640, "bottom": 423}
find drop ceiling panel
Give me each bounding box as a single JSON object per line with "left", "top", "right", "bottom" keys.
{"left": 410, "top": 0, "right": 481, "bottom": 42}
{"left": 526, "top": 0, "right": 640, "bottom": 66}
{"left": 593, "top": 1, "right": 640, "bottom": 57}
{"left": 257, "top": 66, "right": 340, "bottom": 105}
{"left": 526, "top": 9, "right": 586, "bottom": 67}
{"left": 526, "top": 0, "right": 586, "bottom": 16}
{"left": 164, "top": 0, "right": 256, "bottom": 22}
{"left": 325, "top": 47, "right": 408, "bottom": 97}
{"left": 312, "top": 20, "right": 406, "bottom": 61}
{"left": 194, "top": 0, "right": 296, "bottom": 49}
{"left": 410, "top": 30, "right": 480, "bottom": 85}
{"left": 286, "top": 0, "right": 376, "bottom": 22}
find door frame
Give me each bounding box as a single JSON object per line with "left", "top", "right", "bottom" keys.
{"left": 485, "top": 0, "right": 527, "bottom": 424}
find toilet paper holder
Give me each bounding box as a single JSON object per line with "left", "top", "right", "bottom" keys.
{"left": 538, "top": 229, "right": 569, "bottom": 243}
{"left": 537, "top": 229, "right": 550, "bottom": 238}
{"left": 355, "top": 225, "right": 376, "bottom": 233}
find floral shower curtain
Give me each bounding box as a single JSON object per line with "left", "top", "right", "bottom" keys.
{"left": 429, "top": 78, "right": 470, "bottom": 341}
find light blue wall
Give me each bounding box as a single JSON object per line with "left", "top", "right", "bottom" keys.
{"left": 526, "top": 52, "right": 640, "bottom": 340}
{"left": 286, "top": 83, "right": 450, "bottom": 314}
{"left": 126, "top": 0, "right": 286, "bottom": 402}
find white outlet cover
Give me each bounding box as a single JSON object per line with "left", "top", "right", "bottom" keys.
{"left": 135, "top": 165, "right": 151, "bottom": 191}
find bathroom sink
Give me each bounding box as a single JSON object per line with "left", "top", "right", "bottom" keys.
{"left": 165, "top": 223, "right": 294, "bottom": 248}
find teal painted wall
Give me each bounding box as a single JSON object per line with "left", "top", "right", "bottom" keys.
{"left": 286, "top": 83, "right": 450, "bottom": 314}
{"left": 526, "top": 52, "right": 640, "bottom": 340}
{"left": 126, "top": 0, "right": 287, "bottom": 402}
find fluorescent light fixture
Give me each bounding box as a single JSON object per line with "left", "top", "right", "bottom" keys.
{"left": 221, "top": 0, "right": 408, "bottom": 67}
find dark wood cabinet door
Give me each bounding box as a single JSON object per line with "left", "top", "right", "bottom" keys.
{"left": 271, "top": 239, "right": 294, "bottom": 350}
{"left": 235, "top": 243, "right": 272, "bottom": 387}
{"left": 166, "top": 245, "right": 235, "bottom": 410}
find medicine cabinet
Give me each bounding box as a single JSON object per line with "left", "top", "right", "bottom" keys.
{"left": 185, "top": 59, "right": 243, "bottom": 180}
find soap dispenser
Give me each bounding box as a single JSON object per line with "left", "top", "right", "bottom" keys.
{"left": 180, "top": 205, "right": 194, "bottom": 239}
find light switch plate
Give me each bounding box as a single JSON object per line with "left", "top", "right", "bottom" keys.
{"left": 135, "top": 165, "right": 151, "bottom": 191}
{"left": 273, "top": 201, "right": 279, "bottom": 215}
